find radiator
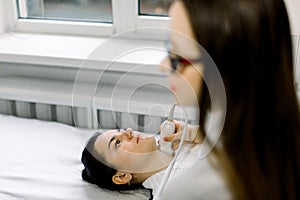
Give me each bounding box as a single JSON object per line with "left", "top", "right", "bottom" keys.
{"left": 0, "top": 98, "right": 167, "bottom": 133}
{"left": 0, "top": 75, "right": 198, "bottom": 133}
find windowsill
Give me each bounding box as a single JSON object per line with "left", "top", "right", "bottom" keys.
{"left": 0, "top": 32, "right": 166, "bottom": 75}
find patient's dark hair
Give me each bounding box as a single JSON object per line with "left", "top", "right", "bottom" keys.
{"left": 81, "top": 132, "right": 144, "bottom": 191}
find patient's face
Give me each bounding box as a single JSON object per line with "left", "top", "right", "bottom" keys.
{"left": 94, "top": 128, "right": 158, "bottom": 171}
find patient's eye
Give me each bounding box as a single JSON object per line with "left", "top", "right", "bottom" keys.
{"left": 115, "top": 140, "right": 121, "bottom": 149}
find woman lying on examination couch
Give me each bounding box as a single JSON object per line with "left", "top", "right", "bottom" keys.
{"left": 81, "top": 126, "right": 201, "bottom": 195}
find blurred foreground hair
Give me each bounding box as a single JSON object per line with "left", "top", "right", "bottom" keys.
{"left": 181, "top": 0, "right": 300, "bottom": 199}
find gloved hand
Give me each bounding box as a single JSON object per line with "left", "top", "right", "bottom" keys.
{"left": 160, "top": 120, "right": 202, "bottom": 150}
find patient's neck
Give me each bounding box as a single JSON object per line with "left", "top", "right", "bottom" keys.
{"left": 132, "top": 149, "right": 173, "bottom": 183}
{"left": 132, "top": 165, "right": 168, "bottom": 183}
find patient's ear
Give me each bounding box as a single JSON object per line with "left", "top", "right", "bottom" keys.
{"left": 112, "top": 171, "right": 133, "bottom": 185}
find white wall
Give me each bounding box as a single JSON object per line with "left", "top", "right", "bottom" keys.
{"left": 285, "top": 0, "right": 300, "bottom": 35}
{"left": 0, "top": 0, "right": 6, "bottom": 33}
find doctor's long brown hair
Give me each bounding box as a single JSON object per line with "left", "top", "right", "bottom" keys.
{"left": 181, "top": 0, "right": 300, "bottom": 199}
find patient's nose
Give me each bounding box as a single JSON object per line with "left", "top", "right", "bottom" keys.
{"left": 124, "top": 128, "right": 133, "bottom": 139}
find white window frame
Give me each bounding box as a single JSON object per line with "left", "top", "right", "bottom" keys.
{"left": 3, "top": 0, "right": 170, "bottom": 39}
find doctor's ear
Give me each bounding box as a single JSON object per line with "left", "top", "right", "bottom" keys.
{"left": 112, "top": 172, "right": 133, "bottom": 185}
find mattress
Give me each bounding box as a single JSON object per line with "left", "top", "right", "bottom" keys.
{"left": 0, "top": 114, "right": 150, "bottom": 200}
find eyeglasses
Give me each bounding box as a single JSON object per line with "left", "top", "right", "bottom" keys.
{"left": 165, "top": 40, "right": 203, "bottom": 73}
{"left": 167, "top": 51, "right": 204, "bottom": 73}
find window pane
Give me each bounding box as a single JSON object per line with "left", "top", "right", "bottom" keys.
{"left": 18, "top": 0, "right": 112, "bottom": 23}
{"left": 139, "top": 0, "right": 172, "bottom": 16}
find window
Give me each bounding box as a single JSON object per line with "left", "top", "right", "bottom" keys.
{"left": 10, "top": 0, "right": 171, "bottom": 38}
{"left": 139, "top": 0, "right": 172, "bottom": 16}
{"left": 17, "top": 0, "right": 112, "bottom": 23}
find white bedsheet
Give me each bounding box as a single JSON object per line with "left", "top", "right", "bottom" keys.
{"left": 0, "top": 114, "right": 149, "bottom": 200}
